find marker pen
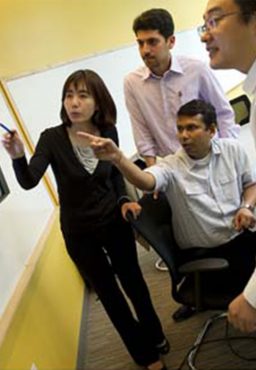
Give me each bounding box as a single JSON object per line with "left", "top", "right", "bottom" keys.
{"left": 0, "top": 123, "right": 14, "bottom": 135}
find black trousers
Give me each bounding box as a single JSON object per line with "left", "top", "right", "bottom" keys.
{"left": 63, "top": 212, "right": 164, "bottom": 366}
{"left": 181, "top": 230, "right": 256, "bottom": 294}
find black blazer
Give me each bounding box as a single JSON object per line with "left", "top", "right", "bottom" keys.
{"left": 13, "top": 124, "right": 128, "bottom": 234}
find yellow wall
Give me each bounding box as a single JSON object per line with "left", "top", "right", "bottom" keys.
{"left": 0, "top": 0, "right": 207, "bottom": 79}
{"left": 0, "top": 213, "right": 84, "bottom": 370}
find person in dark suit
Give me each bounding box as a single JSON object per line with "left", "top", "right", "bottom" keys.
{"left": 2, "top": 69, "right": 168, "bottom": 370}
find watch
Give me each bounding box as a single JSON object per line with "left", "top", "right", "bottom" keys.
{"left": 239, "top": 203, "right": 255, "bottom": 212}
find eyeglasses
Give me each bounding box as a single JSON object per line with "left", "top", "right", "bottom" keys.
{"left": 197, "top": 11, "right": 240, "bottom": 37}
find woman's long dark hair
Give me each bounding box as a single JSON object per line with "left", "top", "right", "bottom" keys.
{"left": 60, "top": 69, "right": 116, "bottom": 129}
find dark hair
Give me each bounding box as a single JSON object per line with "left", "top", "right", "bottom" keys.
{"left": 60, "top": 69, "right": 116, "bottom": 128}
{"left": 234, "top": 0, "right": 256, "bottom": 23}
{"left": 177, "top": 99, "right": 217, "bottom": 129}
{"left": 133, "top": 8, "right": 174, "bottom": 39}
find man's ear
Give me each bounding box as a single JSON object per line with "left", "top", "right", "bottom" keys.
{"left": 209, "top": 123, "right": 217, "bottom": 137}
{"left": 167, "top": 35, "right": 175, "bottom": 49}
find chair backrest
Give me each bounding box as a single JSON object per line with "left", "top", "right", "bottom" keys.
{"left": 230, "top": 94, "right": 251, "bottom": 126}
{"left": 126, "top": 193, "right": 183, "bottom": 298}
{"left": 124, "top": 156, "right": 146, "bottom": 202}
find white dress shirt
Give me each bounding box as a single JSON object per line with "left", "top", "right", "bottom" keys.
{"left": 243, "top": 58, "right": 256, "bottom": 148}
{"left": 241, "top": 58, "right": 256, "bottom": 308}
{"left": 145, "top": 138, "right": 256, "bottom": 249}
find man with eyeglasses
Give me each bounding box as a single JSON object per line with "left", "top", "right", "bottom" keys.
{"left": 200, "top": 0, "right": 256, "bottom": 333}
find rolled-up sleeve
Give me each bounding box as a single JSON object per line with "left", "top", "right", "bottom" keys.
{"left": 144, "top": 161, "right": 172, "bottom": 192}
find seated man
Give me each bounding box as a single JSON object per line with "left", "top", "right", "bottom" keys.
{"left": 78, "top": 99, "right": 256, "bottom": 321}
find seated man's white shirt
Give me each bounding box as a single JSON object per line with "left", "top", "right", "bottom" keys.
{"left": 145, "top": 138, "right": 256, "bottom": 249}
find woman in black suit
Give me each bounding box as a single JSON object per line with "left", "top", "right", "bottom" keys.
{"left": 2, "top": 69, "right": 168, "bottom": 370}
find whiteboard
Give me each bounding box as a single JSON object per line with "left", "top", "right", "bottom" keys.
{"left": 6, "top": 44, "right": 141, "bottom": 159}
{"left": 0, "top": 92, "right": 54, "bottom": 317}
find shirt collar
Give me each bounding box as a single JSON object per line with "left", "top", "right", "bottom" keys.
{"left": 243, "top": 58, "right": 256, "bottom": 96}
{"left": 177, "top": 139, "right": 221, "bottom": 169}
{"left": 142, "top": 54, "right": 184, "bottom": 80}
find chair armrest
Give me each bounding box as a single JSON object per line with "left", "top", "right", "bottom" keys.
{"left": 179, "top": 258, "right": 229, "bottom": 274}
{"left": 126, "top": 210, "right": 135, "bottom": 220}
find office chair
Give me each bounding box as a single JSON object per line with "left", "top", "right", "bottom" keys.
{"left": 126, "top": 193, "right": 246, "bottom": 370}
{"left": 230, "top": 94, "right": 251, "bottom": 126}
{"left": 125, "top": 156, "right": 168, "bottom": 270}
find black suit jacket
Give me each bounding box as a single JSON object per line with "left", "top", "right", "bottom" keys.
{"left": 13, "top": 124, "right": 128, "bottom": 234}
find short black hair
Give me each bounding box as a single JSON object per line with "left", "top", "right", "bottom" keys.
{"left": 133, "top": 8, "right": 174, "bottom": 39}
{"left": 60, "top": 69, "right": 116, "bottom": 129}
{"left": 177, "top": 99, "right": 217, "bottom": 129}
{"left": 234, "top": 0, "right": 256, "bottom": 23}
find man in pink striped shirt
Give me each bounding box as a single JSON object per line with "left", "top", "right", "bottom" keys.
{"left": 124, "top": 8, "right": 239, "bottom": 168}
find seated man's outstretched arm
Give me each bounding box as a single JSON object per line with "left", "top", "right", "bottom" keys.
{"left": 77, "top": 132, "right": 156, "bottom": 191}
